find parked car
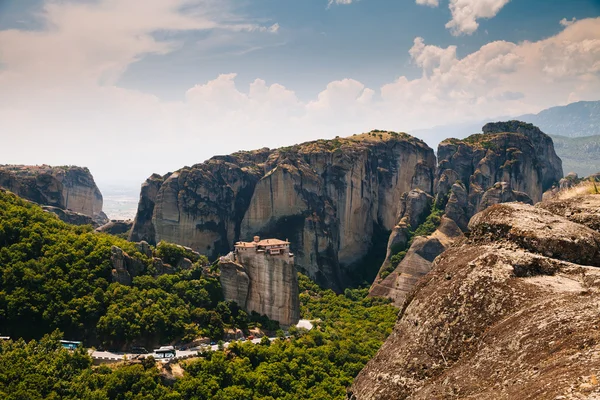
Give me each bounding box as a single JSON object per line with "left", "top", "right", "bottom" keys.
{"left": 130, "top": 346, "right": 149, "bottom": 354}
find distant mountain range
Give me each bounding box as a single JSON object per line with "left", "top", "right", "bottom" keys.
{"left": 518, "top": 101, "right": 600, "bottom": 138}
{"left": 550, "top": 134, "right": 600, "bottom": 177}
{"left": 411, "top": 100, "right": 600, "bottom": 177}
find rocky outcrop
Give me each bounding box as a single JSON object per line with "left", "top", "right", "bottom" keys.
{"left": 219, "top": 249, "right": 300, "bottom": 326}
{"left": 350, "top": 196, "right": 600, "bottom": 399}
{"left": 0, "top": 165, "right": 106, "bottom": 224}
{"left": 129, "top": 174, "right": 169, "bottom": 243}
{"left": 130, "top": 132, "right": 436, "bottom": 289}
{"left": 110, "top": 246, "right": 147, "bottom": 285}
{"left": 369, "top": 122, "right": 560, "bottom": 301}
{"left": 96, "top": 220, "right": 134, "bottom": 236}
{"left": 369, "top": 216, "right": 463, "bottom": 306}
{"left": 219, "top": 258, "right": 250, "bottom": 309}
{"left": 374, "top": 190, "right": 433, "bottom": 287}
{"left": 41, "top": 205, "right": 96, "bottom": 226}
{"left": 477, "top": 181, "right": 533, "bottom": 212}
{"left": 435, "top": 122, "right": 563, "bottom": 230}
{"left": 482, "top": 121, "right": 563, "bottom": 191}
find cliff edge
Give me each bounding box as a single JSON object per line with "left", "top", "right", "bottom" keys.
{"left": 350, "top": 185, "right": 600, "bottom": 399}
{"left": 130, "top": 131, "right": 436, "bottom": 290}
{"left": 370, "top": 121, "right": 563, "bottom": 305}
{"left": 0, "top": 164, "right": 107, "bottom": 225}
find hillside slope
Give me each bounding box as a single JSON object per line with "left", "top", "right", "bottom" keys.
{"left": 350, "top": 185, "right": 600, "bottom": 399}
{"left": 518, "top": 100, "right": 600, "bottom": 138}
{"left": 550, "top": 134, "right": 600, "bottom": 177}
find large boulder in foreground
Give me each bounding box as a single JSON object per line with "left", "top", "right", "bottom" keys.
{"left": 350, "top": 196, "right": 600, "bottom": 399}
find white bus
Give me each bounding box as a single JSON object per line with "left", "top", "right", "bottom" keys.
{"left": 153, "top": 345, "right": 176, "bottom": 359}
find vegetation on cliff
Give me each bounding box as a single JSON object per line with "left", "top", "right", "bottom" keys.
{"left": 0, "top": 189, "right": 259, "bottom": 348}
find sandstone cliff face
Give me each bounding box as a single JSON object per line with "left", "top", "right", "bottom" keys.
{"left": 369, "top": 216, "right": 463, "bottom": 306}
{"left": 370, "top": 122, "right": 561, "bottom": 302}
{"left": 350, "top": 195, "right": 600, "bottom": 399}
{"left": 130, "top": 132, "right": 435, "bottom": 289}
{"left": 129, "top": 173, "right": 169, "bottom": 243}
{"left": 0, "top": 165, "right": 106, "bottom": 224}
{"left": 435, "top": 122, "right": 563, "bottom": 230}
{"left": 219, "top": 251, "right": 300, "bottom": 326}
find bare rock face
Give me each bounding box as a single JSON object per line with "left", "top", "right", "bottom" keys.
{"left": 350, "top": 197, "right": 600, "bottom": 400}
{"left": 369, "top": 121, "right": 557, "bottom": 301}
{"left": 537, "top": 193, "right": 600, "bottom": 233}
{"left": 130, "top": 132, "right": 435, "bottom": 289}
{"left": 41, "top": 205, "right": 95, "bottom": 226}
{"left": 435, "top": 122, "right": 563, "bottom": 229}
{"left": 374, "top": 190, "right": 433, "bottom": 286}
{"left": 482, "top": 121, "right": 564, "bottom": 190}
{"left": 0, "top": 164, "right": 106, "bottom": 224}
{"left": 129, "top": 173, "right": 169, "bottom": 243}
{"left": 369, "top": 216, "right": 463, "bottom": 306}
{"left": 96, "top": 220, "right": 133, "bottom": 235}
{"left": 219, "top": 251, "right": 300, "bottom": 326}
{"left": 110, "top": 246, "right": 148, "bottom": 285}
{"left": 469, "top": 203, "right": 600, "bottom": 266}
{"left": 478, "top": 182, "right": 533, "bottom": 212}
{"left": 219, "top": 259, "right": 250, "bottom": 308}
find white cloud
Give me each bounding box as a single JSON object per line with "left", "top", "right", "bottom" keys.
{"left": 446, "top": 0, "right": 511, "bottom": 35}
{"left": 0, "top": 1, "right": 599, "bottom": 186}
{"left": 328, "top": 0, "right": 354, "bottom": 6}
{"left": 0, "top": 0, "right": 276, "bottom": 89}
{"left": 560, "top": 17, "right": 577, "bottom": 27}
{"left": 416, "top": 0, "right": 439, "bottom": 7}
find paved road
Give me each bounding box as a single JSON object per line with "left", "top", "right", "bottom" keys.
{"left": 91, "top": 336, "right": 274, "bottom": 361}
{"left": 90, "top": 319, "right": 314, "bottom": 362}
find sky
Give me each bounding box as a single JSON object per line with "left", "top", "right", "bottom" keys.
{"left": 0, "top": 0, "right": 599, "bottom": 188}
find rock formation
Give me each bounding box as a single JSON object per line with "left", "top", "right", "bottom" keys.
{"left": 369, "top": 216, "right": 463, "bottom": 306}
{"left": 350, "top": 191, "right": 600, "bottom": 399}
{"left": 369, "top": 121, "right": 563, "bottom": 304}
{"left": 0, "top": 164, "right": 107, "bottom": 226}
{"left": 96, "top": 220, "right": 134, "bottom": 236}
{"left": 109, "top": 240, "right": 198, "bottom": 285}
{"left": 435, "top": 121, "right": 563, "bottom": 230}
{"left": 130, "top": 132, "right": 435, "bottom": 289}
{"left": 110, "top": 246, "right": 147, "bottom": 285}
{"left": 41, "top": 205, "right": 96, "bottom": 226}
{"left": 219, "top": 237, "right": 300, "bottom": 326}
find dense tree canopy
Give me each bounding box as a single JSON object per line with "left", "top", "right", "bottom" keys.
{"left": 0, "top": 276, "right": 397, "bottom": 399}
{"left": 0, "top": 190, "right": 262, "bottom": 348}
{"left": 0, "top": 189, "right": 398, "bottom": 398}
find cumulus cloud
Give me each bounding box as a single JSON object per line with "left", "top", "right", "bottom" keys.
{"left": 416, "top": 0, "right": 439, "bottom": 7}
{"left": 0, "top": 1, "right": 599, "bottom": 184}
{"left": 560, "top": 18, "right": 577, "bottom": 27}
{"left": 446, "top": 0, "right": 511, "bottom": 35}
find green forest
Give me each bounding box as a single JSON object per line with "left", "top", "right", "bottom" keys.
{"left": 0, "top": 189, "right": 398, "bottom": 398}
{"left": 0, "top": 189, "right": 261, "bottom": 348}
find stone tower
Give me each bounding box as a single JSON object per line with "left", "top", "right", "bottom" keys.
{"left": 219, "top": 236, "right": 300, "bottom": 326}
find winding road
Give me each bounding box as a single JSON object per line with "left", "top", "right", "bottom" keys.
{"left": 89, "top": 319, "right": 313, "bottom": 363}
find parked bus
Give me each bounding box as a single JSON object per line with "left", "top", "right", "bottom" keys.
{"left": 153, "top": 345, "right": 176, "bottom": 359}
{"left": 60, "top": 340, "right": 82, "bottom": 350}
